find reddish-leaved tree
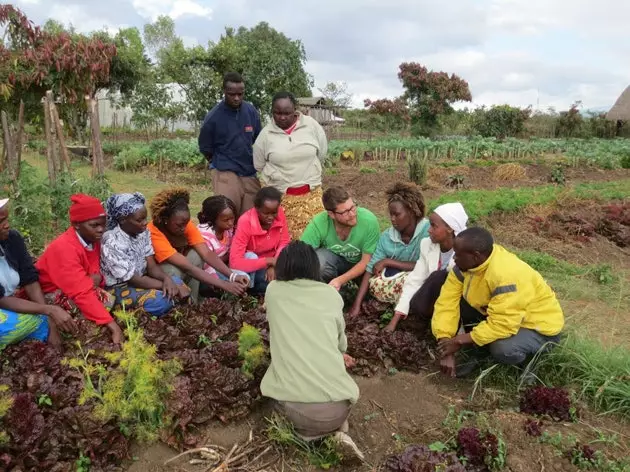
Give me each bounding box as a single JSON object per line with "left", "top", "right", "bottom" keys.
{"left": 398, "top": 62, "right": 472, "bottom": 132}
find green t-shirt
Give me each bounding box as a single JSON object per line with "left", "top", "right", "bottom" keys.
{"left": 300, "top": 207, "right": 380, "bottom": 264}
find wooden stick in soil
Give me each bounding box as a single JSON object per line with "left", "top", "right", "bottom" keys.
{"left": 86, "top": 95, "right": 105, "bottom": 177}
{"left": 0, "top": 111, "right": 16, "bottom": 178}
{"left": 207, "top": 443, "right": 239, "bottom": 472}
{"left": 45, "top": 92, "right": 61, "bottom": 174}
{"left": 49, "top": 99, "right": 71, "bottom": 173}
{"left": 42, "top": 97, "right": 57, "bottom": 185}
{"left": 15, "top": 99, "right": 24, "bottom": 178}
{"left": 163, "top": 447, "right": 222, "bottom": 466}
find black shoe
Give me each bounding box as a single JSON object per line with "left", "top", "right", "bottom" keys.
{"left": 455, "top": 356, "right": 481, "bottom": 378}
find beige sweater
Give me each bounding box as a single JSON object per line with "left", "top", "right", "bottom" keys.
{"left": 253, "top": 113, "right": 328, "bottom": 193}
{"left": 260, "top": 279, "right": 359, "bottom": 403}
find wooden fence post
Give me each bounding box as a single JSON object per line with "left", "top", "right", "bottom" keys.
{"left": 86, "top": 96, "right": 105, "bottom": 177}
{"left": 15, "top": 100, "right": 25, "bottom": 179}
{"left": 43, "top": 96, "right": 57, "bottom": 184}
{"left": 1, "top": 110, "right": 17, "bottom": 179}
{"left": 47, "top": 94, "right": 71, "bottom": 173}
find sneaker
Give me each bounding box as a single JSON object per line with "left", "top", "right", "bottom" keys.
{"left": 333, "top": 432, "right": 365, "bottom": 461}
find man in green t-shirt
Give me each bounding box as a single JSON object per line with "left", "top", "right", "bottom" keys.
{"left": 301, "top": 186, "right": 380, "bottom": 290}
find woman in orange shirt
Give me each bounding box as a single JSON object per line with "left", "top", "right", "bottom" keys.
{"left": 148, "top": 188, "right": 248, "bottom": 302}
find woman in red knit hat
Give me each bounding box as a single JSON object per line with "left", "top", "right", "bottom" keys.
{"left": 36, "top": 194, "right": 124, "bottom": 344}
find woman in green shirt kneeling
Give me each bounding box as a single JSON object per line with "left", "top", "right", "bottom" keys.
{"left": 261, "top": 241, "right": 364, "bottom": 459}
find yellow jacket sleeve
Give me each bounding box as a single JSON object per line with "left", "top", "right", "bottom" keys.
{"left": 431, "top": 269, "right": 464, "bottom": 339}
{"left": 470, "top": 285, "right": 525, "bottom": 346}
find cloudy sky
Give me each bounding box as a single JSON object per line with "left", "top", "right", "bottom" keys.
{"left": 14, "top": 0, "right": 630, "bottom": 110}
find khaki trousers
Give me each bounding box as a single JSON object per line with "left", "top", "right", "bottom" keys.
{"left": 211, "top": 170, "right": 261, "bottom": 216}
{"left": 160, "top": 249, "right": 203, "bottom": 304}
{"left": 276, "top": 400, "right": 351, "bottom": 440}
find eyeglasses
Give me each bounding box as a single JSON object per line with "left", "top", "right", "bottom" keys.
{"left": 333, "top": 204, "right": 357, "bottom": 217}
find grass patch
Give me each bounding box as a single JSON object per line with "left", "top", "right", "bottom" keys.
{"left": 429, "top": 180, "right": 630, "bottom": 221}
{"left": 470, "top": 331, "right": 630, "bottom": 421}
{"left": 536, "top": 331, "right": 630, "bottom": 418}
{"left": 516, "top": 250, "right": 627, "bottom": 306}
{"left": 266, "top": 413, "right": 342, "bottom": 469}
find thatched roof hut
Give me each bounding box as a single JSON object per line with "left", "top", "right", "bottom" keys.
{"left": 607, "top": 86, "right": 630, "bottom": 121}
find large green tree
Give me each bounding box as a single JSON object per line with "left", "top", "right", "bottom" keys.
{"left": 144, "top": 19, "right": 313, "bottom": 123}
{"left": 227, "top": 22, "right": 313, "bottom": 112}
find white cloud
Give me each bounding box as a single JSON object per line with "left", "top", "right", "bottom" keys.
{"left": 131, "top": 0, "right": 211, "bottom": 21}
{"left": 14, "top": 0, "right": 630, "bottom": 110}
{"left": 48, "top": 4, "right": 124, "bottom": 34}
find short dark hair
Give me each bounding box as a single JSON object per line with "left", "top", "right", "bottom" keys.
{"left": 254, "top": 186, "right": 283, "bottom": 208}
{"left": 457, "top": 227, "right": 494, "bottom": 255}
{"left": 322, "top": 186, "right": 350, "bottom": 212}
{"left": 198, "top": 195, "right": 237, "bottom": 227}
{"left": 272, "top": 91, "right": 298, "bottom": 108}
{"left": 223, "top": 72, "right": 243, "bottom": 88}
{"left": 276, "top": 241, "right": 321, "bottom": 282}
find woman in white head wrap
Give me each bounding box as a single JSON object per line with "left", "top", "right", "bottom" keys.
{"left": 385, "top": 202, "right": 468, "bottom": 333}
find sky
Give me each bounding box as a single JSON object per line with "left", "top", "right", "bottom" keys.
{"left": 13, "top": 0, "right": 630, "bottom": 111}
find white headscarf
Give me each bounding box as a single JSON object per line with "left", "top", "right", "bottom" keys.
{"left": 0, "top": 198, "right": 8, "bottom": 210}
{"left": 433, "top": 202, "right": 468, "bottom": 235}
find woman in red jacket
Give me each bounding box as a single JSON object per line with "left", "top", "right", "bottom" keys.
{"left": 36, "top": 194, "right": 124, "bottom": 344}
{"left": 229, "top": 187, "right": 290, "bottom": 295}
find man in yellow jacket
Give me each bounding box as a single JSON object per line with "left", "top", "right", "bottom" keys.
{"left": 432, "top": 227, "right": 564, "bottom": 378}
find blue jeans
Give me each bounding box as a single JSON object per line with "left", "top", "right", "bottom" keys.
{"left": 219, "top": 252, "right": 267, "bottom": 294}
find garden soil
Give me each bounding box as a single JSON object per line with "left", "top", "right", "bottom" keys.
{"left": 127, "top": 372, "right": 630, "bottom": 472}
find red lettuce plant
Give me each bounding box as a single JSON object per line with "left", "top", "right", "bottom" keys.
{"left": 384, "top": 444, "right": 465, "bottom": 472}
{"left": 456, "top": 427, "right": 502, "bottom": 471}
{"left": 520, "top": 386, "right": 574, "bottom": 421}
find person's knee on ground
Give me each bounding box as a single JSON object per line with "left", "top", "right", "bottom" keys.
{"left": 408, "top": 269, "right": 449, "bottom": 320}
{"left": 316, "top": 248, "right": 339, "bottom": 283}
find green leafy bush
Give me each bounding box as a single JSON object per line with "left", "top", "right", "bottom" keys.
{"left": 472, "top": 105, "right": 532, "bottom": 139}
{"left": 238, "top": 323, "right": 267, "bottom": 378}
{"left": 0, "top": 163, "right": 111, "bottom": 253}
{"left": 66, "top": 310, "right": 181, "bottom": 443}
{"left": 112, "top": 139, "right": 204, "bottom": 171}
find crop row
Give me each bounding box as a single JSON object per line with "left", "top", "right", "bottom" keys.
{"left": 26, "top": 136, "right": 630, "bottom": 171}
{"left": 328, "top": 137, "right": 630, "bottom": 168}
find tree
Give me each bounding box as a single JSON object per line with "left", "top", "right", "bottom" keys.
{"left": 472, "top": 105, "right": 532, "bottom": 139}
{"left": 0, "top": 5, "right": 117, "bottom": 142}
{"left": 319, "top": 81, "right": 352, "bottom": 108}
{"left": 363, "top": 97, "right": 410, "bottom": 132}
{"left": 143, "top": 15, "right": 179, "bottom": 65}
{"left": 398, "top": 62, "right": 472, "bottom": 135}
{"left": 107, "top": 27, "right": 151, "bottom": 101}
{"left": 224, "top": 22, "right": 313, "bottom": 112}
{"left": 148, "top": 21, "right": 313, "bottom": 123}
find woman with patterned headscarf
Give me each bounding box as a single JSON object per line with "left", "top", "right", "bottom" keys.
{"left": 100, "top": 192, "right": 190, "bottom": 317}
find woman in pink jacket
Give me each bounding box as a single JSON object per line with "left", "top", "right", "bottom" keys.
{"left": 230, "top": 187, "right": 290, "bottom": 295}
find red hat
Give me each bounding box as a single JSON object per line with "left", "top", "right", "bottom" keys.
{"left": 69, "top": 194, "right": 106, "bottom": 223}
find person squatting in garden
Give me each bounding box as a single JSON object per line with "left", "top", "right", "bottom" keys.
{"left": 100, "top": 192, "right": 191, "bottom": 317}
{"left": 198, "top": 72, "right": 262, "bottom": 216}
{"left": 348, "top": 182, "right": 430, "bottom": 318}
{"left": 253, "top": 91, "right": 328, "bottom": 240}
{"left": 261, "top": 241, "right": 364, "bottom": 460}
{"left": 432, "top": 227, "right": 565, "bottom": 378}
{"left": 0, "top": 198, "right": 77, "bottom": 350}
{"left": 386, "top": 202, "right": 469, "bottom": 333}
{"left": 301, "top": 186, "right": 380, "bottom": 291}
{"left": 36, "top": 194, "right": 124, "bottom": 344}
{"left": 229, "top": 187, "right": 290, "bottom": 295}
{"left": 196, "top": 195, "right": 249, "bottom": 282}
{"left": 147, "top": 188, "right": 249, "bottom": 303}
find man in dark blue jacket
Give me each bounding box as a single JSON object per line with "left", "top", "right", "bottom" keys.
{"left": 198, "top": 72, "right": 262, "bottom": 216}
